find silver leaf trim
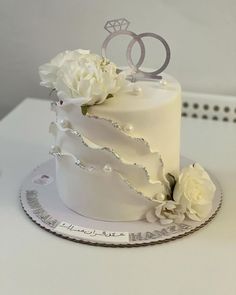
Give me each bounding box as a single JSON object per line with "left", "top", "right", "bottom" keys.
{"left": 86, "top": 113, "right": 169, "bottom": 187}
{"left": 87, "top": 113, "right": 152, "bottom": 150}
{"left": 50, "top": 150, "right": 156, "bottom": 202}
{"left": 51, "top": 102, "right": 170, "bottom": 188}
{"left": 50, "top": 121, "right": 163, "bottom": 186}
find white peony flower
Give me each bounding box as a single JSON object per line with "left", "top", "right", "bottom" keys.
{"left": 173, "top": 163, "right": 216, "bottom": 221}
{"left": 39, "top": 49, "right": 128, "bottom": 107}
{"left": 39, "top": 50, "right": 78, "bottom": 88}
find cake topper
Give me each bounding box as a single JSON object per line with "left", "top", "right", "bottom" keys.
{"left": 102, "top": 18, "right": 171, "bottom": 81}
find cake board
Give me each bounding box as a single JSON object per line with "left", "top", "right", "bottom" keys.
{"left": 19, "top": 157, "right": 222, "bottom": 247}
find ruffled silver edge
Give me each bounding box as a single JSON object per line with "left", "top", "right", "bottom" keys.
{"left": 50, "top": 121, "right": 164, "bottom": 186}
{"left": 50, "top": 150, "right": 155, "bottom": 203}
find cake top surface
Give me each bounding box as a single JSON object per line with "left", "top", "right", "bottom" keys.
{"left": 90, "top": 73, "right": 181, "bottom": 113}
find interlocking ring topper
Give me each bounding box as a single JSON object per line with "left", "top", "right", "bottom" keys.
{"left": 102, "top": 18, "right": 171, "bottom": 81}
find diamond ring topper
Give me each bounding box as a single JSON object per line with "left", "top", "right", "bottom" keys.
{"left": 102, "top": 18, "right": 171, "bottom": 81}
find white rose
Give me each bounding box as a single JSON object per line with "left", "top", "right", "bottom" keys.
{"left": 39, "top": 50, "right": 79, "bottom": 88}
{"left": 173, "top": 163, "right": 216, "bottom": 221}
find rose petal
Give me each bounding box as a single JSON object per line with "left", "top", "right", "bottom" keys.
{"left": 146, "top": 210, "right": 158, "bottom": 223}
{"left": 186, "top": 211, "right": 201, "bottom": 221}
{"left": 155, "top": 204, "right": 164, "bottom": 217}
{"left": 192, "top": 203, "right": 212, "bottom": 219}
{"left": 165, "top": 202, "right": 176, "bottom": 210}
{"left": 174, "top": 214, "right": 185, "bottom": 224}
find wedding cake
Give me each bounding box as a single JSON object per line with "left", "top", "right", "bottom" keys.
{"left": 39, "top": 19, "right": 216, "bottom": 225}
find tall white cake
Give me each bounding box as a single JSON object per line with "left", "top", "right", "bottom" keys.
{"left": 51, "top": 75, "right": 181, "bottom": 221}
{"left": 39, "top": 20, "right": 216, "bottom": 225}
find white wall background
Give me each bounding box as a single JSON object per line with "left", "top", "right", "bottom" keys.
{"left": 0, "top": 0, "right": 236, "bottom": 118}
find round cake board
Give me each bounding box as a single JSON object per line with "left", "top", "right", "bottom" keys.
{"left": 19, "top": 158, "right": 222, "bottom": 247}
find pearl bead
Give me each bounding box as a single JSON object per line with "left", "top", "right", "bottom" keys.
{"left": 160, "top": 79, "right": 167, "bottom": 86}
{"left": 103, "top": 164, "right": 112, "bottom": 173}
{"left": 60, "top": 119, "right": 71, "bottom": 129}
{"left": 123, "top": 123, "right": 134, "bottom": 133}
{"left": 132, "top": 85, "right": 142, "bottom": 95}
{"left": 50, "top": 145, "right": 61, "bottom": 154}
{"left": 153, "top": 193, "right": 165, "bottom": 202}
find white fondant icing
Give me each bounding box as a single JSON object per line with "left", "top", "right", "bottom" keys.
{"left": 51, "top": 123, "right": 167, "bottom": 198}
{"left": 53, "top": 73, "right": 181, "bottom": 221}
{"left": 88, "top": 74, "right": 181, "bottom": 178}
{"left": 56, "top": 156, "right": 156, "bottom": 221}
{"left": 56, "top": 110, "right": 167, "bottom": 183}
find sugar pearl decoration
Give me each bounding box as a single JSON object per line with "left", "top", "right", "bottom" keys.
{"left": 160, "top": 79, "right": 167, "bottom": 86}
{"left": 153, "top": 193, "right": 165, "bottom": 202}
{"left": 132, "top": 85, "right": 142, "bottom": 95}
{"left": 123, "top": 123, "right": 134, "bottom": 133}
{"left": 103, "top": 164, "right": 112, "bottom": 173}
{"left": 60, "top": 119, "right": 71, "bottom": 129}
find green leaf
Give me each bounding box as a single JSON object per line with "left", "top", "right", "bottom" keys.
{"left": 106, "top": 93, "right": 113, "bottom": 99}
{"left": 166, "top": 173, "right": 177, "bottom": 200}
{"left": 166, "top": 194, "right": 173, "bottom": 201}
{"left": 81, "top": 105, "right": 89, "bottom": 115}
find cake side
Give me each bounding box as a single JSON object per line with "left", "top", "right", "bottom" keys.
{"left": 50, "top": 74, "right": 181, "bottom": 221}
{"left": 55, "top": 74, "right": 181, "bottom": 178}
{"left": 88, "top": 75, "right": 181, "bottom": 178}
{"left": 40, "top": 47, "right": 216, "bottom": 225}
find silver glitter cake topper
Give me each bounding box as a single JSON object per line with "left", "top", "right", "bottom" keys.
{"left": 102, "top": 18, "right": 171, "bottom": 81}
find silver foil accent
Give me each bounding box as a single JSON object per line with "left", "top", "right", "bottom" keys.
{"left": 50, "top": 150, "right": 86, "bottom": 170}
{"left": 51, "top": 110, "right": 166, "bottom": 183}
{"left": 50, "top": 121, "right": 159, "bottom": 185}
{"left": 86, "top": 114, "right": 152, "bottom": 150}
{"left": 50, "top": 150, "right": 155, "bottom": 202}
{"left": 102, "top": 18, "right": 171, "bottom": 81}
{"left": 86, "top": 113, "right": 169, "bottom": 187}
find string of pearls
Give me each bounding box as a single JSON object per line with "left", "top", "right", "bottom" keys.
{"left": 50, "top": 145, "right": 113, "bottom": 174}
{"left": 160, "top": 78, "right": 167, "bottom": 86}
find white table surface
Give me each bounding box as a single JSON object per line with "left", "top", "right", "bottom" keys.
{"left": 0, "top": 98, "right": 236, "bottom": 295}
